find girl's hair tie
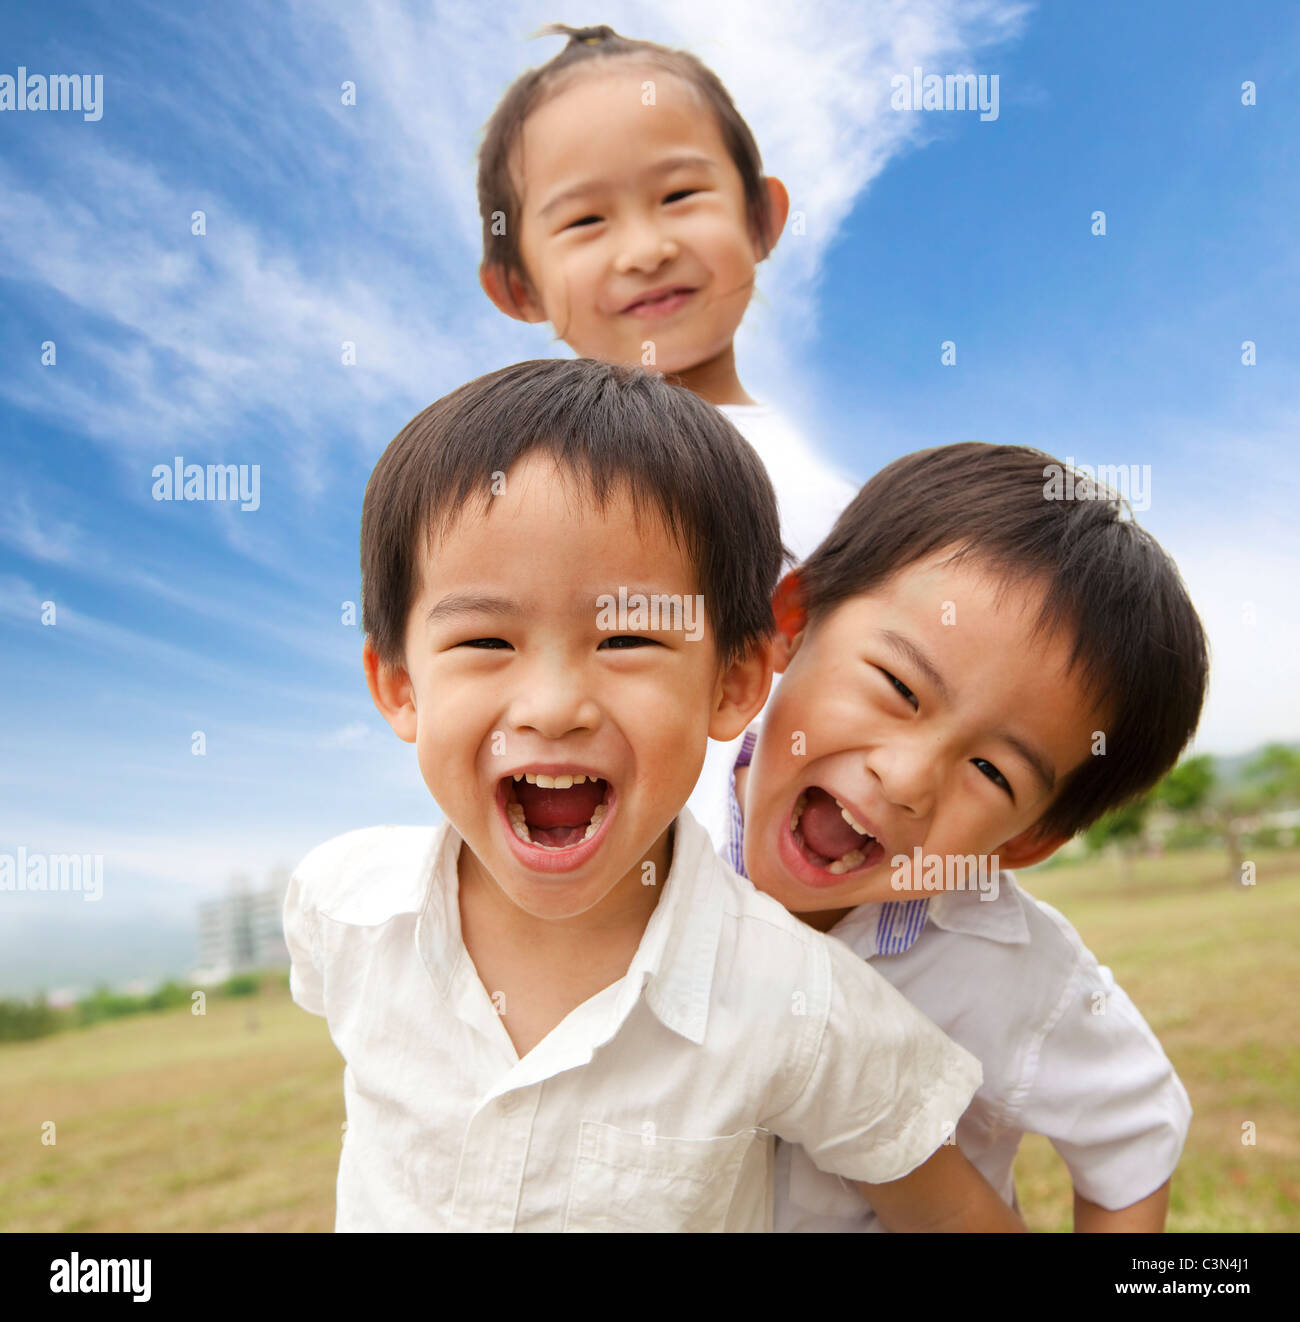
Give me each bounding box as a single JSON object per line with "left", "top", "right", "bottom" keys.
{"left": 573, "top": 25, "right": 615, "bottom": 46}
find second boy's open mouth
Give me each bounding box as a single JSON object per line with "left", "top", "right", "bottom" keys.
{"left": 784, "top": 786, "right": 886, "bottom": 880}
{"left": 496, "top": 770, "right": 616, "bottom": 870}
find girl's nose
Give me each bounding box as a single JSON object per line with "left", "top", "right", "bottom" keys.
{"left": 614, "top": 229, "right": 679, "bottom": 275}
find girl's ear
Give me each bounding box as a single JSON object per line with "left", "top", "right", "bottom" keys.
{"left": 479, "top": 261, "right": 547, "bottom": 324}
{"left": 755, "top": 176, "right": 791, "bottom": 258}
{"left": 771, "top": 570, "right": 807, "bottom": 673}
{"left": 363, "top": 638, "right": 418, "bottom": 743}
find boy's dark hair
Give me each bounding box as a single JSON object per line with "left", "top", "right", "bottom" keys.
{"left": 476, "top": 22, "right": 774, "bottom": 299}
{"left": 362, "top": 357, "right": 786, "bottom": 670}
{"left": 797, "top": 443, "right": 1209, "bottom": 841}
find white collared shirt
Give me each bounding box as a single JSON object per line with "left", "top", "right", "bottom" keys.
{"left": 714, "top": 725, "right": 1193, "bottom": 1230}
{"left": 775, "top": 878, "right": 1192, "bottom": 1230}
{"left": 284, "top": 810, "right": 982, "bottom": 1232}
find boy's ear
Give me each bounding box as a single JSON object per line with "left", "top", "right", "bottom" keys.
{"left": 754, "top": 176, "right": 791, "bottom": 259}
{"left": 363, "top": 638, "right": 418, "bottom": 744}
{"left": 479, "top": 261, "right": 547, "bottom": 324}
{"left": 996, "top": 822, "right": 1071, "bottom": 870}
{"left": 709, "top": 635, "right": 775, "bottom": 743}
{"left": 771, "top": 570, "right": 807, "bottom": 673}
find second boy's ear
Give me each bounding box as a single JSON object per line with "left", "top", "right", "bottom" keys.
{"left": 479, "top": 261, "right": 547, "bottom": 324}
{"left": 363, "top": 638, "right": 418, "bottom": 744}
{"left": 771, "top": 570, "right": 807, "bottom": 672}
{"left": 996, "top": 822, "right": 1070, "bottom": 870}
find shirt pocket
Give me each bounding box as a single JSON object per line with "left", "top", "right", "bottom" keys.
{"left": 563, "top": 1121, "right": 764, "bottom": 1232}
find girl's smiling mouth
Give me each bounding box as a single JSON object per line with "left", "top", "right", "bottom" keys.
{"left": 495, "top": 769, "right": 617, "bottom": 874}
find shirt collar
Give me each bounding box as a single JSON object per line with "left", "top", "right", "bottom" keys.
{"left": 726, "top": 725, "right": 1030, "bottom": 954}
{"left": 919, "top": 871, "right": 1032, "bottom": 944}
{"left": 417, "top": 813, "right": 725, "bottom": 1048}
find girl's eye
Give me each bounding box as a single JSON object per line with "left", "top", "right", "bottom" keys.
{"left": 598, "top": 635, "right": 657, "bottom": 650}
{"left": 459, "top": 638, "right": 511, "bottom": 649}
{"left": 972, "top": 758, "right": 1013, "bottom": 796}
{"left": 664, "top": 189, "right": 698, "bottom": 203}
{"left": 879, "top": 668, "right": 918, "bottom": 709}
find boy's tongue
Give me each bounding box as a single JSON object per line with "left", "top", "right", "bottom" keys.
{"left": 798, "top": 787, "right": 868, "bottom": 861}
{"left": 515, "top": 779, "right": 605, "bottom": 828}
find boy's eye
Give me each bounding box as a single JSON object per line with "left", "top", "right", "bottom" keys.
{"left": 565, "top": 214, "right": 602, "bottom": 229}
{"left": 972, "top": 757, "right": 1013, "bottom": 797}
{"left": 598, "top": 635, "right": 658, "bottom": 650}
{"left": 878, "top": 668, "right": 918, "bottom": 709}
{"left": 458, "top": 638, "right": 512, "bottom": 649}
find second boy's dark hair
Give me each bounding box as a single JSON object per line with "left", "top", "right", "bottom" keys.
{"left": 476, "top": 23, "right": 774, "bottom": 299}
{"left": 362, "top": 357, "right": 786, "bottom": 670}
{"left": 797, "top": 443, "right": 1209, "bottom": 841}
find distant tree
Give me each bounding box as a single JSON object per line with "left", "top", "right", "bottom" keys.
{"left": 1243, "top": 744, "right": 1300, "bottom": 805}
{"left": 1084, "top": 794, "right": 1152, "bottom": 881}
{"left": 1155, "top": 755, "right": 1216, "bottom": 815}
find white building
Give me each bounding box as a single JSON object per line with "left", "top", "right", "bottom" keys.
{"left": 192, "top": 870, "right": 290, "bottom": 985}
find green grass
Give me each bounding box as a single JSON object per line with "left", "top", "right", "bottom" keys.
{"left": 0, "top": 845, "right": 1296, "bottom": 1231}
{"left": 1010, "top": 845, "right": 1300, "bottom": 1231}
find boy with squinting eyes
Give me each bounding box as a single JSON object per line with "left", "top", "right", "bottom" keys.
{"left": 283, "top": 358, "right": 1025, "bottom": 1233}
{"left": 726, "top": 443, "right": 1207, "bottom": 1232}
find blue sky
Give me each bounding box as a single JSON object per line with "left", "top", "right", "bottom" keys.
{"left": 1, "top": 0, "right": 1296, "bottom": 996}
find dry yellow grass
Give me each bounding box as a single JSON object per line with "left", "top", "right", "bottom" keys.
{"left": 0, "top": 993, "right": 343, "bottom": 1231}
{"left": 1011, "top": 846, "right": 1300, "bottom": 1231}
{"left": 1, "top": 846, "right": 1295, "bottom": 1231}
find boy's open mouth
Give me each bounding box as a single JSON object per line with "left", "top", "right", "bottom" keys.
{"left": 500, "top": 771, "right": 612, "bottom": 850}
{"left": 787, "top": 786, "right": 885, "bottom": 877}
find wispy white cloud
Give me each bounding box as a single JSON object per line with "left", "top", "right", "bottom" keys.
{"left": 1, "top": 0, "right": 1033, "bottom": 488}
{"left": 319, "top": 720, "right": 371, "bottom": 749}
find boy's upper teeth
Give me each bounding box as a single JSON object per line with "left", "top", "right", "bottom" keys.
{"left": 790, "top": 791, "right": 808, "bottom": 832}
{"left": 519, "top": 771, "right": 591, "bottom": 787}
{"left": 791, "top": 789, "right": 874, "bottom": 841}
{"left": 835, "top": 799, "right": 871, "bottom": 837}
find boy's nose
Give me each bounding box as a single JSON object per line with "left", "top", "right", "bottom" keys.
{"left": 506, "top": 660, "right": 601, "bottom": 741}
{"left": 868, "top": 738, "right": 940, "bottom": 819}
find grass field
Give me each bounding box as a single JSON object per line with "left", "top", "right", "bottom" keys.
{"left": 1, "top": 846, "right": 1297, "bottom": 1232}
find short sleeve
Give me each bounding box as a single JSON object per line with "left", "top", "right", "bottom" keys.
{"left": 282, "top": 870, "right": 326, "bottom": 1017}
{"left": 770, "top": 935, "right": 983, "bottom": 1184}
{"left": 1018, "top": 954, "right": 1191, "bottom": 1208}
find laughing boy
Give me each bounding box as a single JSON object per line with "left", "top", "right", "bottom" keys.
{"left": 282, "top": 357, "right": 1023, "bottom": 1232}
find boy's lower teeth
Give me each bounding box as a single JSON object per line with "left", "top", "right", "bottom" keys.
{"left": 506, "top": 799, "right": 607, "bottom": 849}
{"left": 790, "top": 789, "right": 874, "bottom": 873}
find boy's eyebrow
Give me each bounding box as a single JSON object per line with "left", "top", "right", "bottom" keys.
{"left": 426, "top": 593, "right": 526, "bottom": 624}
{"left": 1000, "top": 733, "right": 1057, "bottom": 797}
{"left": 426, "top": 587, "right": 692, "bottom": 626}
{"left": 878, "top": 629, "right": 951, "bottom": 703}
{"left": 537, "top": 154, "right": 720, "bottom": 220}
